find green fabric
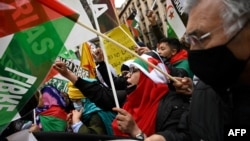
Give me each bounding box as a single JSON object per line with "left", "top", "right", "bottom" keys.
{"left": 0, "top": 8, "right": 76, "bottom": 133}
{"left": 166, "top": 21, "right": 178, "bottom": 38}
{"left": 173, "top": 60, "right": 194, "bottom": 78}
{"left": 40, "top": 115, "right": 67, "bottom": 131}
{"left": 96, "top": 111, "right": 116, "bottom": 135}
{"left": 81, "top": 98, "right": 115, "bottom": 135}
{"left": 78, "top": 113, "right": 107, "bottom": 135}
{"left": 132, "top": 53, "right": 169, "bottom": 84}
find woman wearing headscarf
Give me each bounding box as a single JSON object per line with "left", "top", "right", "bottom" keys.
{"left": 29, "top": 85, "right": 68, "bottom": 132}
{"left": 53, "top": 51, "right": 190, "bottom": 140}
{"left": 67, "top": 81, "right": 115, "bottom": 135}
{"left": 112, "top": 51, "right": 170, "bottom": 137}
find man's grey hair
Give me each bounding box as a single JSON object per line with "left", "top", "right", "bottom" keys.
{"left": 184, "top": 0, "right": 250, "bottom": 36}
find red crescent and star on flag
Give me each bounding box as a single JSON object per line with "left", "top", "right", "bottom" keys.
{"left": 167, "top": 5, "right": 174, "bottom": 19}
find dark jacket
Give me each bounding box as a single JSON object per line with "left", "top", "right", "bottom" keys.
{"left": 74, "top": 77, "right": 191, "bottom": 140}
{"left": 188, "top": 79, "right": 227, "bottom": 141}
{"left": 96, "top": 61, "right": 128, "bottom": 90}
{"left": 77, "top": 113, "right": 107, "bottom": 135}
{"left": 184, "top": 78, "right": 250, "bottom": 141}
{"left": 156, "top": 90, "right": 191, "bottom": 141}
{"left": 151, "top": 24, "right": 165, "bottom": 43}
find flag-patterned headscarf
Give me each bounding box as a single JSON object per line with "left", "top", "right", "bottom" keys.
{"left": 37, "top": 85, "right": 66, "bottom": 111}
{"left": 35, "top": 85, "right": 67, "bottom": 131}
{"left": 131, "top": 51, "right": 169, "bottom": 84}
{"left": 112, "top": 51, "right": 169, "bottom": 136}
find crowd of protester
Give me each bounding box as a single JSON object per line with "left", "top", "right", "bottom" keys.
{"left": 1, "top": 0, "right": 250, "bottom": 141}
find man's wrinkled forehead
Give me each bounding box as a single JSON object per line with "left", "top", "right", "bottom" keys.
{"left": 183, "top": 0, "right": 223, "bottom": 14}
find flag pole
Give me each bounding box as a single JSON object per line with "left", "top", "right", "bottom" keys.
{"left": 118, "top": 26, "right": 141, "bottom": 47}
{"left": 33, "top": 109, "right": 36, "bottom": 125}
{"left": 76, "top": 21, "right": 181, "bottom": 85}
{"left": 150, "top": 0, "right": 157, "bottom": 10}
{"left": 41, "top": 0, "right": 187, "bottom": 88}
{"left": 87, "top": 0, "right": 120, "bottom": 108}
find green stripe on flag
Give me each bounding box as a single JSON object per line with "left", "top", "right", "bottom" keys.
{"left": 40, "top": 115, "right": 67, "bottom": 131}
{"left": 0, "top": 16, "right": 75, "bottom": 133}
{"left": 166, "top": 21, "right": 178, "bottom": 38}
{"left": 166, "top": 0, "right": 187, "bottom": 39}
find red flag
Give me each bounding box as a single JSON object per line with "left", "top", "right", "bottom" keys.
{"left": 0, "top": 0, "right": 79, "bottom": 133}
{"left": 0, "top": 0, "right": 78, "bottom": 37}
{"left": 43, "top": 67, "right": 59, "bottom": 83}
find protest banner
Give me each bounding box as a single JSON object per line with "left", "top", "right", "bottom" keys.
{"left": 103, "top": 24, "right": 136, "bottom": 74}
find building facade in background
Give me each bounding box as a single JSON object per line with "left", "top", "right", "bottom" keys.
{"left": 116, "top": 0, "right": 168, "bottom": 49}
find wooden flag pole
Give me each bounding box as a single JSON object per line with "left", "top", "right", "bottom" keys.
{"left": 151, "top": 0, "right": 157, "bottom": 10}
{"left": 76, "top": 21, "right": 181, "bottom": 85}
{"left": 87, "top": 0, "right": 120, "bottom": 108}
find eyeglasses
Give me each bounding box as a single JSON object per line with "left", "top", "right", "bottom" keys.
{"left": 183, "top": 24, "right": 223, "bottom": 48}
{"left": 121, "top": 71, "right": 130, "bottom": 77}
{"left": 183, "top": 17, "right": 247, "bottom": 48}
{"left": 129, "top": 67, "right": 140, "bottom": 74}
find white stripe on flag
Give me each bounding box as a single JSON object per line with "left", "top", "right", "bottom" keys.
{"left": 60, "top": 0, "right": 97, "bottom": 51}
{"left": 166, "top": 0, "right": 186, "bottom": 39}
{"left": 0, "top": 34, "right": 13, "bottom": 59}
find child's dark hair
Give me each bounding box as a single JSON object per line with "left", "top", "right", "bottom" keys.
{"left": 158, "top": 37, "right": 183, "bottom": 52}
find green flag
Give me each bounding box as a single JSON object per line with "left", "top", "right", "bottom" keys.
{"left": 0, "top": 0, "right": 78, "bottom": 133}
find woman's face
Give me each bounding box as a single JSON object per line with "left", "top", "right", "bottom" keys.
{"left": 157, "top": 42, "right": 177, "bottom": 58}
{"left": 126, "top": 67, "right": 140, "bottom": 87}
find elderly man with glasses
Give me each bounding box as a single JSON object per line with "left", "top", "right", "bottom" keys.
{"left": 144, "top": 0, "right": 250, "bottom": 141}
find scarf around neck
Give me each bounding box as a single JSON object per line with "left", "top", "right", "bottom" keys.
{"left": 112, "top": 73, "right": 169, "bottom": 136}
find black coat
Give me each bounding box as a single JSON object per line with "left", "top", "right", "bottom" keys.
{"left": 187, "top": 79, "right": 250, "bottom": 141}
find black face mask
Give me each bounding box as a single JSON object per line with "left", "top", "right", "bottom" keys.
{"left": 126, "top": 85, "right": 137, "bottom": 94}
{"left": 188, "top": 45, "right": 247, "bottom": 90}
{"left": 160, "top": 56, "right": 170, "bottom": 64}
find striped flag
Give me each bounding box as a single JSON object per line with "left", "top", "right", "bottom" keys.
{"left": 131, "top": 51, "right": 169, "bottom": 84}
{"left": 77, "top": 0, "right": 120, "bottom": 33}
{"left": 0, "top": 0, "right": 78, "bottom": 133}
{"left": 96, "top": 0, "right": 120, "bottom": 33}
{"left": 166, "top": 0, "right": 188, "bottom": 39}
{"left": 59, "top": 0, "right": 97, "bottom": 50}
{"left": 126, "top": 10, "right": 141, "bottom": 38}
{"left": 44, "top": 48, "right": 79, "bottom": 93}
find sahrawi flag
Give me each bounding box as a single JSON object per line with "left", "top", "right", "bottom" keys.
{"left": 0, "top": 0, "right": 79, "bottom": 133}
{"left": 131, "top": 51, "right": 169, "bottom": 84}
{"left": 166, "top": 0, "right": 188, "bottom": 39}
{"left": 126, "top": 10, "right": 141, "bottom": 38}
